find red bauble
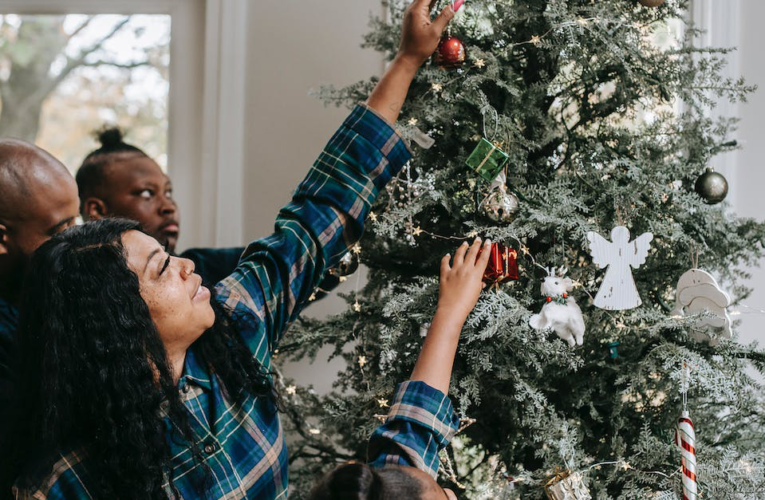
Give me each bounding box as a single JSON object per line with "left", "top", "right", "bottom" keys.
{"left": 481, "top": 243, "right": 519, "bottom": 285}
{"left": 434, "top": 36, "right": 466, "bottom": 69}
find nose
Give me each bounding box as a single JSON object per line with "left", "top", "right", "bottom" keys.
{"left": 179, "top": 258, "right": 195, "bottom": 279}
{"left": 158, "top": 193, "right": 177, "bottom": 216}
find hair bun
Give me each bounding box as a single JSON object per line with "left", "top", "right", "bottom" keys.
{"left": 97, "top": 128, "right": 126, "bottom": 149}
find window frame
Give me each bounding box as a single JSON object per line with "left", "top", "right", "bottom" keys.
{"left": 0, "top": 0, "right": 247, "bottom": 249}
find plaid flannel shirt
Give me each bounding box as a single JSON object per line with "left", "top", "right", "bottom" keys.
{"left": 368, "top": 381, "right": 460, "bottom": 479}
{"left": 13, "top": 104, "right": 411, "bottom": 500}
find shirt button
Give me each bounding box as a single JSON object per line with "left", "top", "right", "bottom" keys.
{"left": 204, "top": 442, "right": 217, "bottom": 455}
{"left": 182, "top": 384, "right": 191, "bottom": 394}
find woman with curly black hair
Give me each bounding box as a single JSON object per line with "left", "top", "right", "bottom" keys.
{"left": 1, "top": 2, "right": 457, "bottom": 497}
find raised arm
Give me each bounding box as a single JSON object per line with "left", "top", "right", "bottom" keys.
{"left": 368, "top": 238, "right": 490, "bottom": 477}
{"left": 214, "top": 2, "right": 457, "bottom": 363}
{"left": 367, "top": 0, "right": 457, "bottom": 123}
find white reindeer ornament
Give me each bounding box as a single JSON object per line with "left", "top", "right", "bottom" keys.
{"left": 587, "top": 226, "right": 653, "bottom": 310}
{"left": 530, "top": 267, "right": 586, "bottom": 347}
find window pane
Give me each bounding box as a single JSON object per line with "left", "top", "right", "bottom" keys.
{"left": 0, "top": 14, "right": 170, "bottom": 172}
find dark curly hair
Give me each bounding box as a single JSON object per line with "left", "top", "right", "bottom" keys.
{"left": 307, "top": 463, "right": 423, "bottom": 500}
{"left": 2, "top": 219, "right": 273, "bottom": 499}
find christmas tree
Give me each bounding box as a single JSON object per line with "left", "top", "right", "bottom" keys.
{"left": 279, "top": 0, "right": 765, "bottom": 497}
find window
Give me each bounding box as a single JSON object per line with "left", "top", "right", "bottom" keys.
{"left": 0, "top": 14, "right": 171, "bottom": 172}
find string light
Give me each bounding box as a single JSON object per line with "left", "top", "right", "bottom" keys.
{"left": 474, "top": 58, "right": 486, "bottom": 68}
{"left": 431, "top": 82, "right": 443, "bottom": 92}
{"left": 286, "top": 385, "right": 297, "bottom": 395}
{"left": 309, "top": 428, "right": 321, "bottom": 435}
{"left": 407, "top": 117, "right": 419, "bottom": 126}
{"left": 377, "top": 398, "right": 389, "bottom": 408}
{"left": 357, "top": 355, "right": 367, "bottom": 367}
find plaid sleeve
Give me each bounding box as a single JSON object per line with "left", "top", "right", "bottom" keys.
{"left": 215, "top": 105, "right": 411, "bottom": 360}
{"left": 367, "top": 381, "right": 460, "bottom": 479}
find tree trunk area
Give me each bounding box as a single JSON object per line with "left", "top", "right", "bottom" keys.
{"left": 0, "top": 17, "right": 69, "bottom": 142}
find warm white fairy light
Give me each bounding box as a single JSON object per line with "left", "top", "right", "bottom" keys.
{"left": 286, "top": 385, "right": 296, "bottom": 395}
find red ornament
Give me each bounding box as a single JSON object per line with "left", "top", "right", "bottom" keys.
{"left": 434, "top": 36, "right": 466, "bottom": 69}
{"left": 546, "top": 297, "right": 552, "bottom": 303}
{"left": 481, "top": 243, "right": 519, "bottom": 285}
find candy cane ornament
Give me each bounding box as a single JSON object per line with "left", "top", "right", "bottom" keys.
{"left": 675, "top": 361, "right": 697, "bottom": 500}
{"left": 675, "top": 411, "right": 697, "bottom": 500}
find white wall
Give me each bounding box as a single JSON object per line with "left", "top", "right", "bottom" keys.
{"left": 243, "top": 0, "right": 384, "bottom": 390}
{"left": 729, "top": 1, "right": 765, "bottom": 345}
{"left": 693, "top": 0, "right": 765, "bottom": 345}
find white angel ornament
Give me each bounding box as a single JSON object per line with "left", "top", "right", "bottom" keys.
{"left": 587, "top": 226, "right": 653, "bottom": 310}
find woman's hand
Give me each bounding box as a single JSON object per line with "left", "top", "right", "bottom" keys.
{"left": 409, "top": 237, "right": 488, "bottom": 394}
{"left": 396, "top": 0, "right": 459, "bottom": 69}
{"left": 366, "top": 0, "right": 460, "bottom": 123}
{"left": 437, "top": 238, "right": 491, "bottom": 324}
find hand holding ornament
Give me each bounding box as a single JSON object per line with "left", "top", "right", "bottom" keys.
{"left": 397, "top": 0, "right": 460, "bottom": 69}
{"left": 437, "top": 238, "right": 492, "bottom": 324}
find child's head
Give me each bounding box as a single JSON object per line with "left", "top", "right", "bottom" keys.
{"left": 308, "top": 462, "right": 457, "bottom": 499}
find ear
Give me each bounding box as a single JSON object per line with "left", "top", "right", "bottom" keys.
{"left": 0, "top": 223, "right": 8, "bottom": 255}
{"left": 563, "top": 277, "right": 574, "bottom": 291}
{"left": 83, "top": 197, "right": 108, "bottom": 221}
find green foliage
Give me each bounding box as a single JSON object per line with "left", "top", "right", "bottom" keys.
{"left": 284, "top": 0, "right": 765, "bottom": 497}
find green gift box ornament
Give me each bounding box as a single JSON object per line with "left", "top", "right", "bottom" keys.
{"left": 466, "top": 137, "right": 510, "bottom": 182}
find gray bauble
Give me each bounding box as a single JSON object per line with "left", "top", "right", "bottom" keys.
{"left": 694, "top": 170, "right": 728, "bottom": 205}
{"left": 328, "top": 251, "right": 359, "bottom": 277}
{"left": 482, "top": 189, "right": 520, "bottom": 223}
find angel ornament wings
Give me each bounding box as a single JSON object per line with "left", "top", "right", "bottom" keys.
{"left": 587, "top": 226, "right": 653, "bottom": 310}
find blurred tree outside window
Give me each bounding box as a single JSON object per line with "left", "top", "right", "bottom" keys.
{"left": 0, "top": 14, "right": 170, "bottom": 173}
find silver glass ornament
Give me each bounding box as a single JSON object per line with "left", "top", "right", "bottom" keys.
{"left": 694, "top": 170, "right": 728, "bottom": 205}
{"left": 328, "top": 252, "right": 359, "bottom": 278}
{"left": 482, "top": 189, "right": 520, "bottom": 223}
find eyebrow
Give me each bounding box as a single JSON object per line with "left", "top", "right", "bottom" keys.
{"left": 144, "top": 248, "right": 163, "bottom": 274}
{"left": 46, "top": 217, "right": 74, "bottom": 235}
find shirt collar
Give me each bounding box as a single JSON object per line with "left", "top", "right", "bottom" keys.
{"left": 181, "top": 347, "right": 212, "bottom": 391}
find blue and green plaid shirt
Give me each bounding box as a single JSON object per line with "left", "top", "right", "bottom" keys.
{"left": 13, "top": 104, "right": 412, "bottom": 500}
{"left": 368, "top": 381, "right": 460, "bottom": 479}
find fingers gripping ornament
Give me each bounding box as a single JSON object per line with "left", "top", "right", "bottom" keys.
{"left": 530, "top": 267, "right": 586, "bottom": 347}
